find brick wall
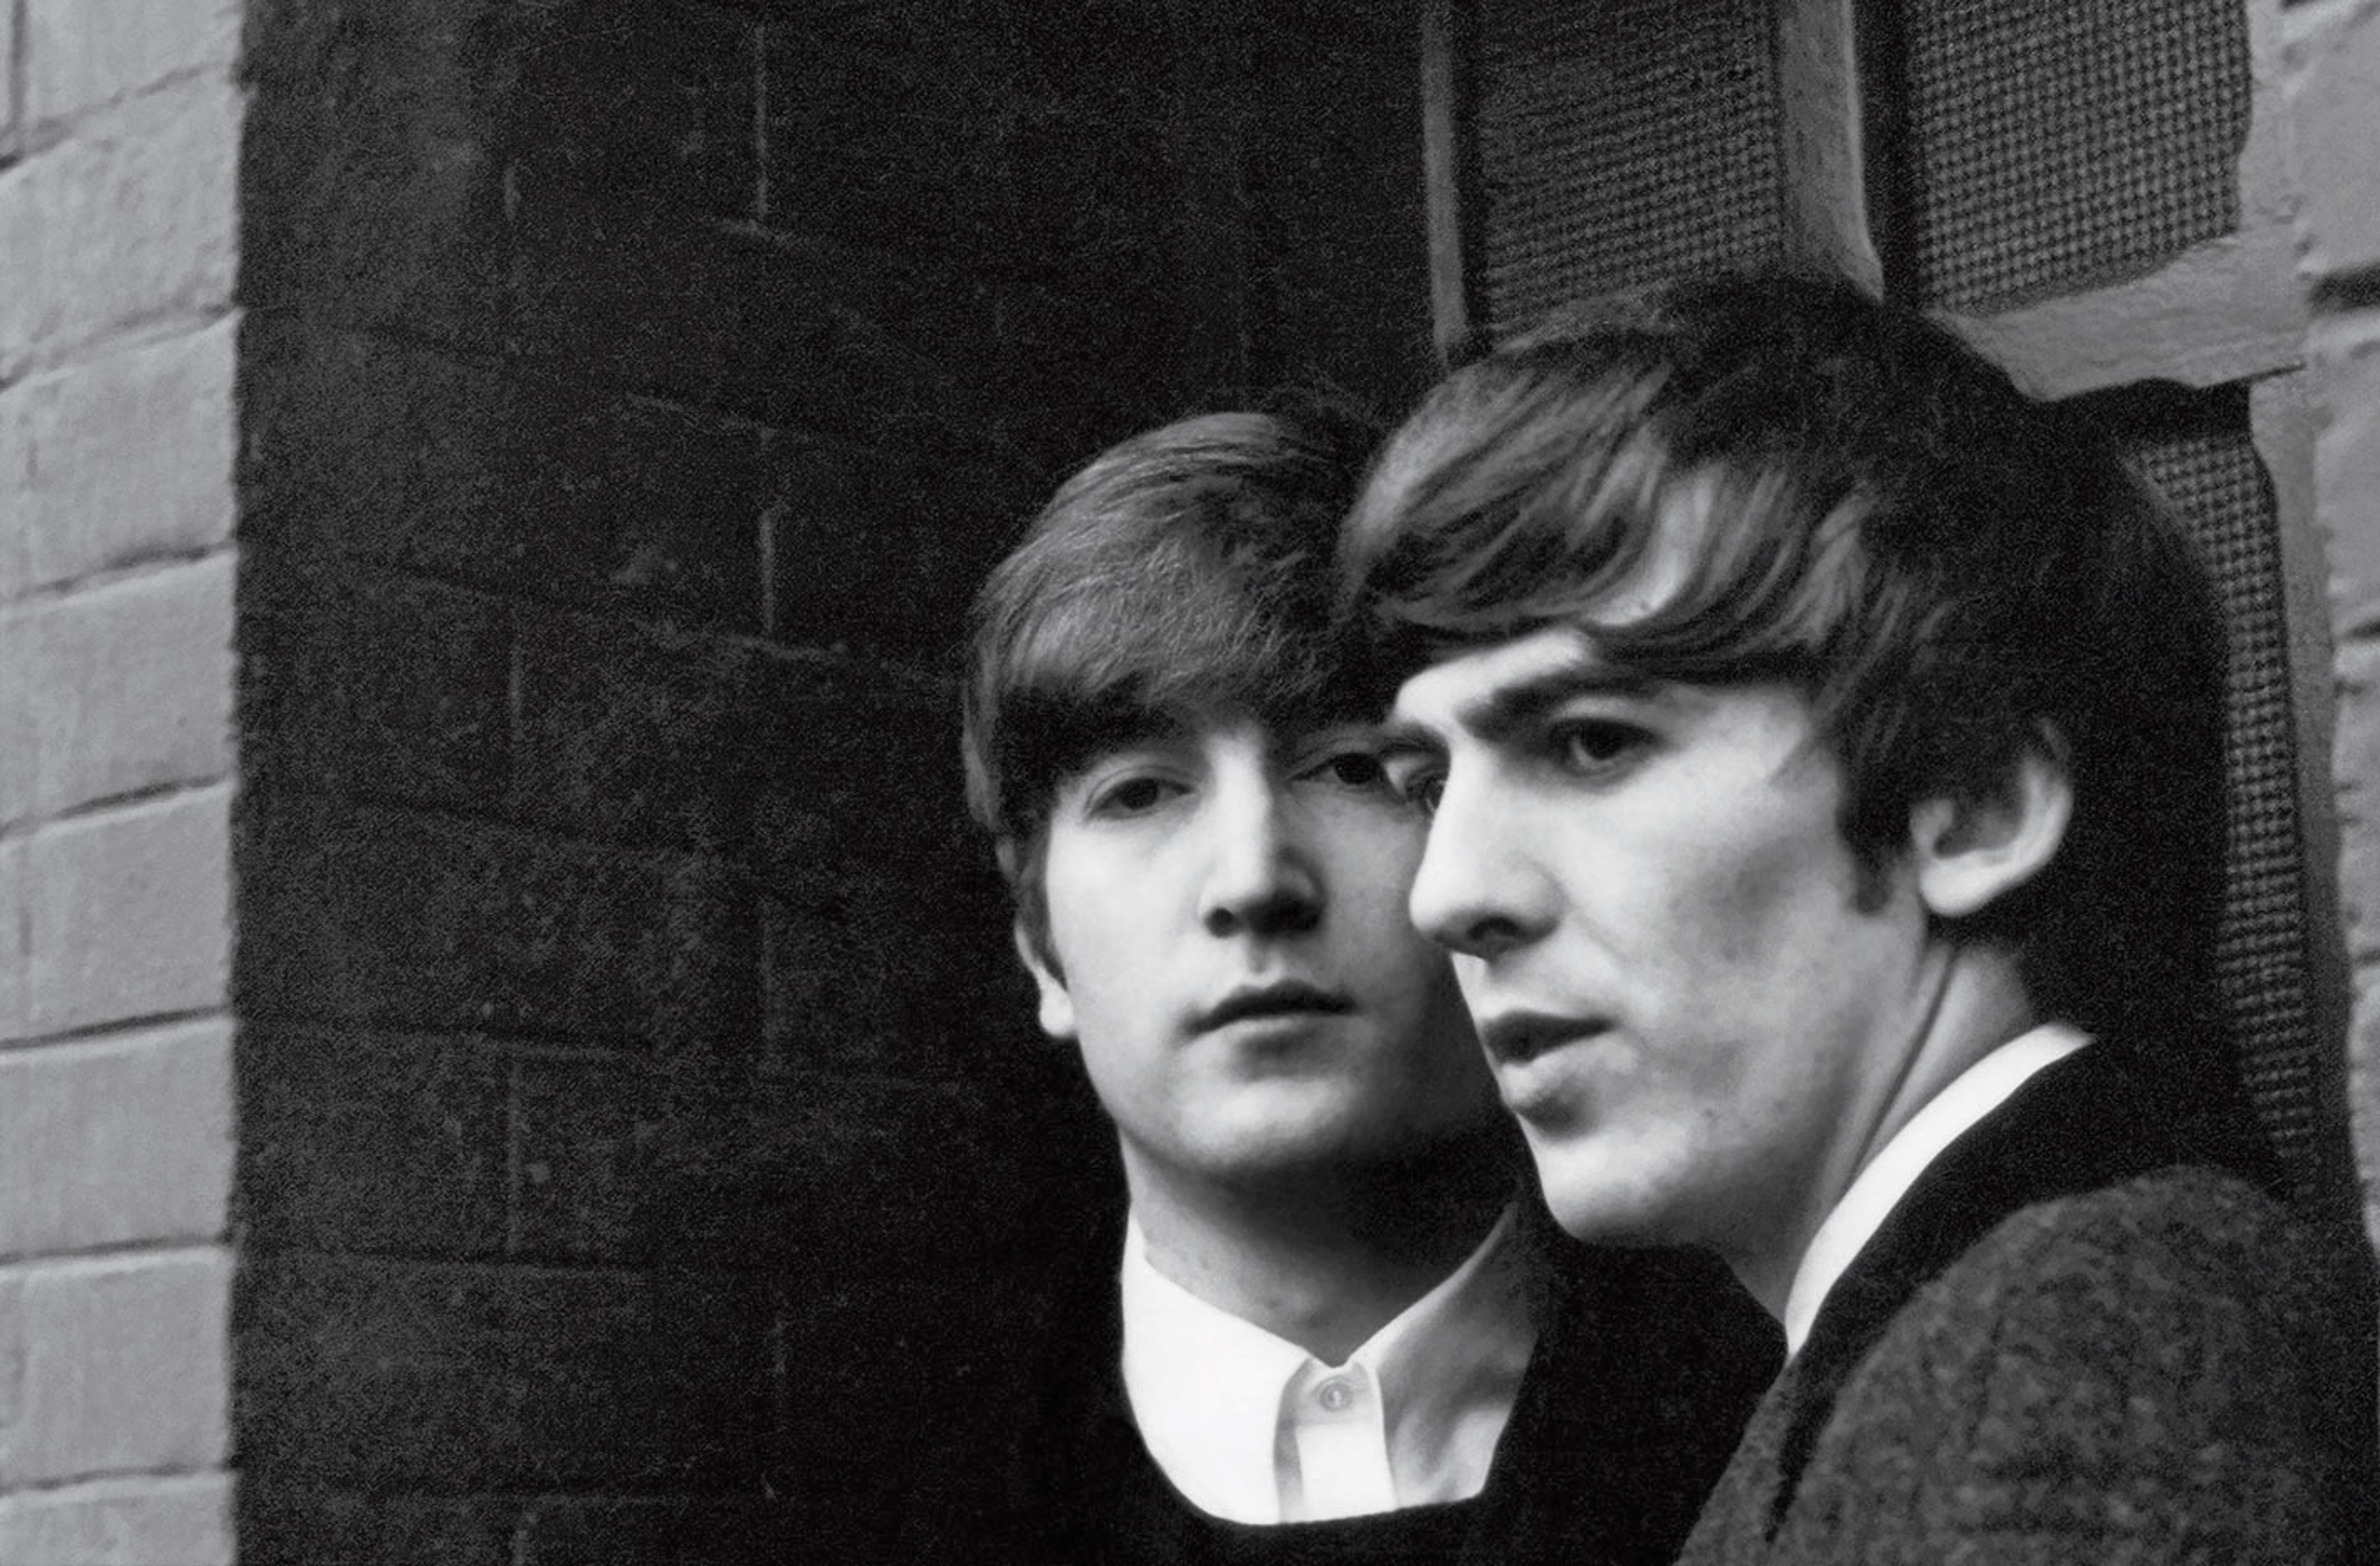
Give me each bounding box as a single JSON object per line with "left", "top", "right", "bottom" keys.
{"left": 0, "top": 1, "right": 244, "bottom": 1562}
{"left": 2287, "top": 0, "right": 2380, "bottom": 1325}
{"left": 231, "top": 1, "right": 1427, "bottom": 1563}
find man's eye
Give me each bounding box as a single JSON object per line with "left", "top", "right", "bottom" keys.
{"left": 1551, "top": 720, "right": 1648, "bottom": 776}
{"left": 1311, "top": 750, "right": 1389, "bottom": 790}
{"left": 1090, "top": 776, "right": 1176, "bottom": 815}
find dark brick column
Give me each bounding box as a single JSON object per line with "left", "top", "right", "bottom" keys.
{"left": 226, "top": 1, "right": 1428, "bottom": 1562}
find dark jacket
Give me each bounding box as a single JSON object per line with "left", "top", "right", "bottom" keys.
{"left": 1678, "top": 1044, "right": 2380, "bottom": 1565}
{"left": 885, "top": 1203, "right": 1778, "bottom": 1565}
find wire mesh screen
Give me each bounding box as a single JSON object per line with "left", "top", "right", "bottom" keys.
{"left": 2096, "top": 386, "right": 2337, "bottom": 1206}
{"left": 1472, "top": 0, "right": 1784, "bottom": 335}
{"left": 1900, "top": 0, "right": 2249, "bottom": 312}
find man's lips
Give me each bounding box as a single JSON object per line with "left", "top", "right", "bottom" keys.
{"left": 1476, "top": 1011, "right": 1607, "bottom": 1066}
{"left": 1196, "top": 982, "right": 1352, "bottom": 1032}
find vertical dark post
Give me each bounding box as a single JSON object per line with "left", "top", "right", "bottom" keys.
{"left": 1421, "top": 0, "right": 1478, "bottom": 361}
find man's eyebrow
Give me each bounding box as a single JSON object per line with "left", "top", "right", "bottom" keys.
{"left": 1403, "top": 658, "right": 1662, "bottom": 746}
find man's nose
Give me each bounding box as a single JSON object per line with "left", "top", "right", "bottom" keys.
{"left": 1199, "top": 781, "right": 1321, "bottom": 938}
{"left": 1407, "top": 773, "right": 1550, "bottom": 960}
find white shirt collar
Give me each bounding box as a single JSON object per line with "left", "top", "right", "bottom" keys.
{"left": 1120, "top": 1203, "right": 1540, "bottom": 1524}
{"left": 1782, "top": 1022, "right": 2090, "bottom": 1356}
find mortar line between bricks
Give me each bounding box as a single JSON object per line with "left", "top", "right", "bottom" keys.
{"left": 239, "top": 302, "right": 526, "bottom": 383}
{"left": 486, "top": 1488, "right": 778, "bottom": 1509}
{"left": 7, "top": 301, "right": 240, "bottom": 389}
{"left": 751, "top": 17, "right": 770, "bottom": 224}
{"left": 235, "top": 1487, "right": 759, "bottom": 1505}
{"left": 1, "top": 540, "right": 237, "bottom": 609}
{"left": 757, "top": 497, "right": 780, "bottom": 638}
{"left": 503, "top": 1055, "right": 526, "bottom": 1257}
{"left": 234, "top": 1009, "right": 659, "bottom": 1061}
{"left": 237, "top": 1237, "right": 713, "bottom": 1272}
{"left": 293, "top": 785, "right": 914, "bottom": 900}
{"left": 505, "top": 622, "right": 529, "bottom": 802}
{"left": 0, "top": 1012, "right": 227, "bottom": 1058}
{"left": 0, "top": 775, "right": 234, "bottom": 844}
{"left": 254, "top": 787, "right": 728, "bottom": 874}
{"left": 0, "top": 1239, "right": 230, "bottom": 1273}
{"left": 701, "top": 211, "right": 1064, "bottom": 298}
{"left": 0, "top": 1005, "right": 229, "bottom": 1053}
{"left": 2, "top": 0, "right": 22, "bottom": 171}
{"left": 240, "top": 1245, "right": 664, "bottom": 1283}
{"left": 469, "top": 554, "right": 961, "bottom": 685}
{"left": 769, "top": 1066, "right": 983, "bottom": 1104}
{"left": 25, "top": 57, "right": 243, "bottom": 138}
{"left": 0, "top": 1466, "right": 230, "bottom": 1504}
{"left": 278, "top": 552, "right": 960, "bottom": 697}
{"left": 243, "top": 304, "right": 785, "bottom": 438}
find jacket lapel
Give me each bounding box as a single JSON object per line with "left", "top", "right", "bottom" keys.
{"left": 1761, "top": 1045, "right": 2270, "bottom": 1534}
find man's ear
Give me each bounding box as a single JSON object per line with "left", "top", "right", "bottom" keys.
{"left": 1014, "top": 922, "right": 1078, "bottom": 1040}
{"left": 1908, "top": 731, "right": 2074, "bottom": 919}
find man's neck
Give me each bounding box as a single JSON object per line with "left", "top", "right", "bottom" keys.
{"left": 1728, "top": 949, "right": 2043, "bottom": 1320}
{"left": 1123, "top": 1130, "right": 1521, "bottom": 1365}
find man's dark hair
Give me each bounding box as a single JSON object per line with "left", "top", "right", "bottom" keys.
{"left": 964, "top": 409, "right": 1377, "bottom": 967}
{"left": 1342, "top": 270, "right": 2229, "bottom": 1049}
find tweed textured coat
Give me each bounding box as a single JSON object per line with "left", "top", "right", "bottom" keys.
{"left": 1677, "top": 1045, "right": 2378, "bottom": 1565}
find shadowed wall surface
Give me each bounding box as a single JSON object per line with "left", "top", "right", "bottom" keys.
{"left": 227, "top": 1, "right": 1426, "bottom": 1561}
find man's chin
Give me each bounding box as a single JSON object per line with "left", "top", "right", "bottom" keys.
{"left": 1528, "top": 1138, "right": 1685, "bottom": 1246}
{"left": 1188, "top": 1120, "right": 1386, "bottom": 1182}
{"left": 1172, "top": 1105, "right": 1427, "bottom": 1177}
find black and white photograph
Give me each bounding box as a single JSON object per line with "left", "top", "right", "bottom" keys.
{"left": 2, "top": 2, "right": 2378, "bottom": 1563}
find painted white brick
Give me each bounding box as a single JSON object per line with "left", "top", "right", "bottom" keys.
{"left": 0, "top": 1473, "right": 232, "bottom": 1566}
{"left": 0, "top": 0, "right": 19, "bottom": 165}
{"left": 2335, "top": 639, "right": 2380, "bottom": 962}
{"left": 2289, "top": 0, "right": 2380, "bottom": 277}
{"left": 0, "top": 627, "right": 32, "bottom": 831}
{"left": 0, "top": 1251, "right": 232, "bottom": 1486}
{"left": 2311, "top": 314, "right": 2380, "bottom": 624}
{"left": 0, "top": 554, "right": 236, "bottom": 826}
{"left": 0, "top": 1021, "right": 233, "bottom": 1259}
{"left": 25, "top": 0, "right": 244, "bottom": 130}
{"left": 0, "top": 841, "right": 25, "bottom": 1041}
{"left": 0, "top": 321, "right": 238, "bottom": 596}
{"left": 2337, "top": 636, "right": 2380, "bottom": 1239}
{"left": 0, "top": 79, "right": 240, "bottom": 383}
{"left": 17, "top": 787, "right": 232, "bottom": 1040}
